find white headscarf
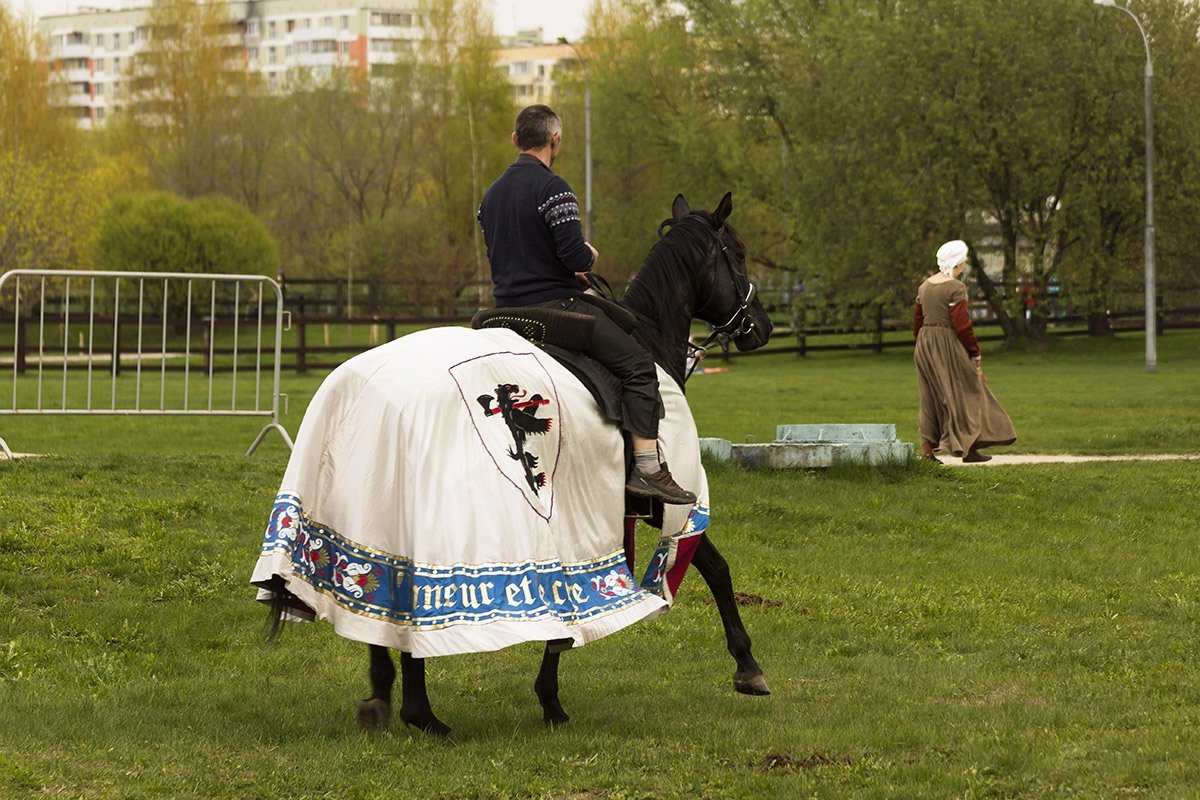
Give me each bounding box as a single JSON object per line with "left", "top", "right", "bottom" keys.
{"left": 936, "top": 240, "right": 969, "bottom": 275}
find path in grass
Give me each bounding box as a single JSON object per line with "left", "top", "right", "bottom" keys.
{"left": 942, "top": 453, "right": 1200, "bottom": 466}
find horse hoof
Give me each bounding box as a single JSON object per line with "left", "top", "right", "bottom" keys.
{"left": 733, "top": 672, "right": 771, "bottom": 696}
{"left": 357, "top": 698, "right": 392, "bottom": 733}
{"left": 543, "top": 711, "right": 571, "bottom": 728}
{"left": 417, "top": 719, "right": 455, "bottom": 740}
{"left": 401, "top": 712, "right": 454, "bottom": 740}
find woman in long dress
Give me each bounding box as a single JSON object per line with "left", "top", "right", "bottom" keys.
{"left": 914, "top": 240, "right": 1017, "bottom": 463}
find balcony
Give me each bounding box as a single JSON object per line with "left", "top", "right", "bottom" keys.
{"left": 64, "top": 68, "right": 91, "bottom": 82}
{"left": 56, "top": 42, "right": 93, "bottom": 59}
{"left": 367, "top": 25, "right": 416, "bottom": 40}
{"left": 66, "top": 94, "right": 93, "bottom": 107}
{"left": 293, "top": 51, "right": 338, "bottom": 67}
{"left": 291, "top": 25, "right": 336, "bottom": 43}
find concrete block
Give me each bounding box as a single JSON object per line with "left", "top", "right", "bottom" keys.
{"left": 775, "top": 423, "right": 897, "bottom": 443}
{"left": 699, "top": 437, "right": 733, "bottom": 462}
{"left": 729, "top": 441, "right": 912, "bottom": 469}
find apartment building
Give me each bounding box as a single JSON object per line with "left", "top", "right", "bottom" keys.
{"left": 494, "top": 28, "right": 579, "bottom": 105}
{"left": 38, "top": 0, "right": 423, "bottom": 128}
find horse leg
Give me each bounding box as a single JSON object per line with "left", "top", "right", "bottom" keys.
{"left": 534, "top": 644, "right": 570, "bottom": 727}
{"left": 356, "top": 644, "right": 395, "bottom": 733}
{"left": 398, "top": 651, "right": 453, "bottom": 738}
{"left": 690, "top": 534, "right": 771, "bottom": 696}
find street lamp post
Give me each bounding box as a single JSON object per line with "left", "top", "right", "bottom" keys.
{"left": 558, "top": 37, "right": 593, "bottom": 241}
{"left": 1095, "top": 0, "right": 1156, "bottom": 373}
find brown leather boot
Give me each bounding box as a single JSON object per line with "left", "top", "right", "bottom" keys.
{"left": 626, "top": 462, "right": 697, "bottom": 505}
{"left": 962, "top": 450, "right": 992, "bottom": 463}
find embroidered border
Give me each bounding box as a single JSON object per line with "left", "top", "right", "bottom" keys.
{"left": 261, "top": 493, "right": 649, "bottom": 628}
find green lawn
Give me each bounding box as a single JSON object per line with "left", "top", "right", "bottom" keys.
{"left": 1, "top": 331, "right": 1199, "bottom": 798}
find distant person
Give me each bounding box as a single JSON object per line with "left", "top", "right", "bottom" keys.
{"left": 476, "top": 104, "right": 695, "bottom": 504}
{"left": 913, "top": 240, "right": 1017, "bottom": 463}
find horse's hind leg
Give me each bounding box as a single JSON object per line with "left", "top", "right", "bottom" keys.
{"left": 691, "top": 534, "right": 771, "bottom": 696}
{"left": 534, "top": 644, "right": 570, "bottom": 727}
{"left": 398, "top": 652, "right": 453, "bottom": 738}
{"left": 357, "top": 644, "right": 395, "bottom": 733}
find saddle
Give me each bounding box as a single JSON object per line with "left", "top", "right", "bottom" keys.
{"left": 470, "top": 295, "right": 662, "bottom": 525}
{"left": 470, "top": 294, "right": 635, "bottom": 426}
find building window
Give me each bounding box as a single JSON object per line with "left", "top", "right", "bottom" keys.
{"left": 96, "top": 107, "right": 105, "bottom": 121}
{"left": 247, "top": 19, "right": 260, "bottom": 36}
{"left": 268, "top": 20, "right": 276, "bottom": 38}
{"left": 321, "top": 16, "right": 331, "bottom": 27}
{"left": 341, "top": 15, "right": 349, "bottom": 30}
{"left": 537, "top": 64, "right": 545, "bottom": 77}
{"left": 339, "top": 40, "right": 348, "bottom": 55}
{"left": 95, "top": 83, "right": 104, "bottom": 96}
{"left": 113, "top": 32, "right": 121, "bottom": 48}
{"left": 134, "top": 27, "right": 148, "bottom": 43}
{"left": 268, "top": 72, "right": 277, "bottom": 87}
{"left": 269, "top": 47, "right": 277, "bottom": 64}
{"left": 113, "top": 57, "right": 121, "bottom": 72}
{"left": 285, "top": 45, "right": 293, "bottom": 57}
{"left": 370, "top": 12, "right": 412, "bottom": 27}
{"left": 248, "top": 46, "right": 259, "bottom": 60}
{"left": 95, "top": 33, "right": 105, "bottom": 48}
{"left": 303, "top": 18, "right": 311, "bottom": 29}
{"left": 286, "top": 19, "right": 295, "bottom": 33}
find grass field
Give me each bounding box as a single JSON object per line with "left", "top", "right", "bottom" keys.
{"left": 1, "top": 331, "right": 1199, "bottom": 798}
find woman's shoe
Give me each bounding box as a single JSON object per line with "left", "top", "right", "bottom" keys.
{"left": 921, "top": 442, "right": 942, "bottom": 464}
{"left": 962, "top": 451, "right": 992, "bottom": 463}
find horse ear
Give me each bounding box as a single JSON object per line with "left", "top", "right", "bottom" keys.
{"left": 714, "top": 192, "right": 733, "bottom": 225}
{"left": 672, "top": 194, "right": 690, "bottom": 221}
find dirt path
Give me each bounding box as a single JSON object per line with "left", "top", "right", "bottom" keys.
{"left": 941, "top": 453, "right": 1200, "bottom": 467}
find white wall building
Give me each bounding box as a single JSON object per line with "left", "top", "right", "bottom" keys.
{"left": 38, "top": 0, "right": 423, "bottom": 128}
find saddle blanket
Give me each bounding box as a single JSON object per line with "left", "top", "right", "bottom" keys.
{"left": 251, "top": 327, "right": 710, "bottom": 658}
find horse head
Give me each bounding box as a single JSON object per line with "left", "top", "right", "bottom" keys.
{"left": 665, "top": 192, "right": 774, "bottom": 354}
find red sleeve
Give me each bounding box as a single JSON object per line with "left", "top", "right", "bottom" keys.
{"left": 949, "top": 301, "right": 979, "bottom": 357}
{"left": 913, "top": 304, "right": 924, "bottom": 338}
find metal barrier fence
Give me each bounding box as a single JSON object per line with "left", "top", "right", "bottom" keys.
{"left": 0, "top": 270, "right": 293, "bottom": 459}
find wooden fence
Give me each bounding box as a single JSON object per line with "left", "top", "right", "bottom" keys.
{"left": 4, "top": 293, "right": 1198, "bottom": 376}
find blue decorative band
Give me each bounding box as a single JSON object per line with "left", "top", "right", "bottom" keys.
{"left": 260, "top": 493, "right": 650, "bottom": 628}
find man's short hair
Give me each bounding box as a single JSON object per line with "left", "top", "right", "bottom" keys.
{"left": 514, "top": 105, "right": 562, "bottom": 150}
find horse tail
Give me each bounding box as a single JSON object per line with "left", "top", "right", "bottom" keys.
{"left": 263, "top": 575, "right": 295, "bottom": 644}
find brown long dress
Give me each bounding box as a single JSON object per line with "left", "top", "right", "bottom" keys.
{"left": 914, "top": 278, "right": 1016, "bottom": 456}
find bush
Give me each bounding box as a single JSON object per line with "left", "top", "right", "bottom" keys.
{"left": 92, "top": 192, "right": 278, "bottom": 277}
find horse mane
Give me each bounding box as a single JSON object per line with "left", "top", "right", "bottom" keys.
{"left": 621, "top": 212, "right": 726, "bottom": 390}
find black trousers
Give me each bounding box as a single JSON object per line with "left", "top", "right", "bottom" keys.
{"left": 533, "top": 296, "right": 662, "bottom": 439}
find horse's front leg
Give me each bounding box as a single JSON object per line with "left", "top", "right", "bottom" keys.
{"left": 690, "top": 534, "right": 771, "bottom": 696}
{"left": 534, "top": 643, "right": 571, "bottom": 726}
{"left": 357, "top": 643, "right": 395, "bottom": 733}
{"left": 398, "top": 652, "right": 453, "bottom": 738}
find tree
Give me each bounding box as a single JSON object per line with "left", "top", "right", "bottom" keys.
{"left": 114, "top": 0, "right": 248, "bottom": 198}
{"left": 679, "top": 0, "right": 1200, "bottom": 344}
{"left": 0, "top": 7, "right": 100, "bottom": 277}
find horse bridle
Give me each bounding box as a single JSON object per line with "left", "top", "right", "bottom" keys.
{"left": 658, "top": 215, "right": 758, "bottom": 381}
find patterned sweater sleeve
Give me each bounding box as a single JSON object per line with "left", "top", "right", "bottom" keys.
{"left": 540, "top": 177, "right": 595, "bottom": 273}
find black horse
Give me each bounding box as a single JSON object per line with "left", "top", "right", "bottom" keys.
{"left": 273, "top": 192, "right": 774, "bottom": 738}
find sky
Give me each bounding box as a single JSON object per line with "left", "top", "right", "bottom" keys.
{"left": 3, "top": 0, "right": 591, "bottom": 40}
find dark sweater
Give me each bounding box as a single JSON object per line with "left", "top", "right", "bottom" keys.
{"left": 477, "top": 154, "right": 595, "bottom": 307}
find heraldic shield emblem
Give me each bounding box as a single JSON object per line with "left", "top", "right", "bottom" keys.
{"left": 450, "top": 351, "right": 563, "bottom": 521}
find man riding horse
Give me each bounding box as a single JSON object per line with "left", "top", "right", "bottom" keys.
{"left": 476, "top": 104, "right": 695, "bottom": 506}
